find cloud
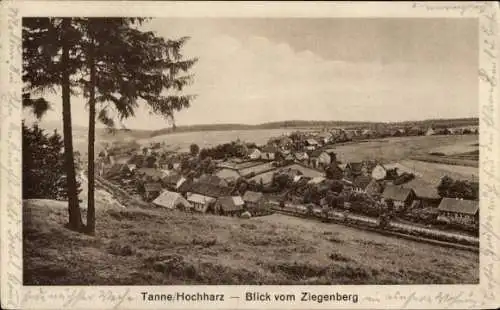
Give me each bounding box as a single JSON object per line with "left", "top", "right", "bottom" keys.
{"left": 32, "top": 32, "right": 477, "bottom": 130}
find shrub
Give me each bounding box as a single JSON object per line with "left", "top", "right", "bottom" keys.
{"left": 22, "top": 123, "right": 82, "bottom": 200}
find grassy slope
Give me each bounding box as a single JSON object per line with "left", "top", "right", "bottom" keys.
{"left": 24, "top": 199, "right": 478, "bottom": 285}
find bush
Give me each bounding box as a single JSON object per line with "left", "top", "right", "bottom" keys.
{"left": 22, "top": 123, "right": 81, "bottom": 200}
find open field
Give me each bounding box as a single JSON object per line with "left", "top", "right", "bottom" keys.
{"left": 24, "top": 199, "right": 479, "bottom": 285}
{"left": 399, "top": 159, "right": 478, "bottom": 183}
{"left": 326, "top": 135, "right": 479, "bottom": 163}
{"left": 136, "top": 129, "right": 300, "bottom": 152}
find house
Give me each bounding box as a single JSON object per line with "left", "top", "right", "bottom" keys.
{"left": 127, "top": 164, "right": 137, "bottom": 172}
{"left": 353, "top": 175, "right": 372, "bottom": 193}
{"left": 136, "top": 167, "right": 165, "bottom": 181}
{"left": 408, "top": 126, "right": 423, "bottom": 136}
{"left": 152, "top": 190, "right": 193, "bottom": 211}
{"left": 248, "top": 148, "right": 262, "bottom": 160}
{"left": 198, "top": 174, "right": 228, "bottom": 187}
{"left": 309, "top": 150, "right": 331, "bottom": 169}
{"left": 104, "top": 163, "right": 130, "bottom": 179}
{"left": 143, "top": 182, "right": 163, "bottom": 201}
{"left": 214, "top": 196, "right": 245, "bottom": 216}
{"left": 284, "top": 153, "right": 295, "bottom": 162}
{"left": 365, "top": 179, "right": 384, "bottom": 196}
{"left": 215, "top": 168, "right": 241, "bottom": 183}
{"left": 242, "top": 191, "right": 266, "bottom": 211}
{"left": 187, "top": 182, "right": 233, "bottom": 199}
{"left": 161, "top": 173, "right": 187, "bottom": 191}
{"left": 260, "top": 145, "right": 278, "bottom": 161}
{"left": 381, "top": 185, "right": 416, "bottom": 211}
{"left": 343, "top": 162, "right": 366, "bottom": 180}
{"left": 294, "top": 152, "right": 309, "bottom": 163}
{"left": 317, "top": 132, "right": 332, "bottom": 145}
{"left": 371, "top": 164, "right": 387, "bottom": 180}
{"left": 437, "top": 198, "right": 479, "bottom": 225}
{"left": 187, "top": 193, "right": 216, "bottom": 213}
{"left": 362, "top": 129, "right": 376, "bottom": 138}
{"left": 305, "top": 139, "right": 319, "bottom": 150}
{"left": 425, "top": 127, "right": 436, "bottom": 136}
{"left": 325, "top": 164, "right": 344, "bottom": 180}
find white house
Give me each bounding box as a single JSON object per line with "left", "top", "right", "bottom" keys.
{"left": 371, "top": 164, "right": 387, "bottom": 181}
{"left": 187, "top": 193, "right": 216, "bottom": 213}
{"left": 248, "top": 148, "right": 262, "bottom": 160}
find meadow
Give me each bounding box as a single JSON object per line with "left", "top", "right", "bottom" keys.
{"left": 325, "top": 135, "right": 479, "bottom": 163}
{"left": 24, "top": 199, "right": 479, "bottom": 285}
{"left": 136, "top": 129, "right": 300, "bottom": 152}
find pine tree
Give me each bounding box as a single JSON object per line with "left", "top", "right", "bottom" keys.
{"left": 79, "top": 18, "right": 196, "bottom": 234}
{"left": 23, "top": 18, "right": 85, "bottom": 231}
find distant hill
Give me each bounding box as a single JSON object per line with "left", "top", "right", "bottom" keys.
{"left": 32, "top": 117, "right": 479, "bottom": 141}
{"left": 149, "top": 118, "right": 479, "bottom": 137}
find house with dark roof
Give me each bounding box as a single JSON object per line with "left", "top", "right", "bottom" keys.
{"left": 214, "top": 196, "right": 245, "bottom": 216}
{"left": 187, "top": 182, "right": 233, "bottom": 199}
{"left": 161, "top": 173, "right": 187, "bottom": 191}
{"left": 353, "top": 175, "right": 373, "bottom": 193}
{"left": 437, "top": 198, "right": 479, "bottom": 225}
{"left": 261, "top": 145, "right": 278, "bottom": 161}
{"left": 242, "top": 191, "right": 266, "bottom": 212}
{"left": 381, "top": 185, "right": 416, "bottom": 211}
{"left": 365, "top": 179, "right": 384, "bottom": 197}
{"left": 136, "top": 168, "right": 164, "bottom": 181}
{"left": 343, "top": 162, "right": 366, "bottom": 180}
{"left": 104, "top": 163, "right": 130, "bottom": 179}
{"left": 198, "top": 174, "right": 228, "bottom": 187}
{"left": 309, "top": 150, "right": 331, "bottom": 169}
{"left": 143, "top": 182, "right": 162, "bottom": 201}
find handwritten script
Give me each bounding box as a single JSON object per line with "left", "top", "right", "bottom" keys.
{"left": 412, "top": 1, "right": 488, "bottom": 16}
{"left": 1, "top": 2, "right": 22, "bottom": 310}
{"left": 22, "top": 288, "right": 134, "bottom": 309}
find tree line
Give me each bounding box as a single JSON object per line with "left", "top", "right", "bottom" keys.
{"left": 23, "top": 17, "right": 196, "bottom": 234}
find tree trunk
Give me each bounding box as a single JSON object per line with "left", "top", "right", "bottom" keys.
{"left": 86, "top": 26, "right": 97, "bottom": 235}
{"left": 61, "top": 18, "right": 83, "bottom": 231}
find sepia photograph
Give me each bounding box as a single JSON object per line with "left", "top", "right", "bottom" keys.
{"left": 2, "top": 1, "right": 499, "bottom": 309}
{"left": 22, "top": 16, "right": 481, "bottom": 286}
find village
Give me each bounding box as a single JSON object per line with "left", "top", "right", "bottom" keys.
{"left": 95, "top": 123, "right": 480, "bottom": 246}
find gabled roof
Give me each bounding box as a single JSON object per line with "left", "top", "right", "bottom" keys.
{"left": 354, "top": 175, "right": 372, "bottom": 190}
{"left": 198, "top": 174, "right": 226, "bottom": 186}
{"left": 346, "top": 162, "right": 363, "bottom": 173}
{"left": 382, "top": 185, "right": 414, "bottom": 202}
{"left": 295, "top": 152, "right": 309, "bottom": 160}
{"left": 105, "top": 163, "right": 129, "bottom": 177}
{"left": 438, "top": 198, "right": 479, "bottom": 215}
{"left": 217, "top": 196, "right": 245, "bottom": 212}
{"left": 365, "top": 179, "right": 383, "bottom": 195}
{"left": 188, "top": 182, "right": 233, "bottom": 198}
{"left": 153, "top": 190, "right": 192, "bottom": 209}
{"left": 242, "top": 191, "right": 264, "bottom": 203}
{"left": 306, "top": 138, "right": 319, "bottom": 145}
{"left": 187, "top": 193, "right": 216, "bottom": 205}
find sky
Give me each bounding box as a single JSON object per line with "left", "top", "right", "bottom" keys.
{"left": 29, "top": 18, "right": 478, "bottom": 130}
